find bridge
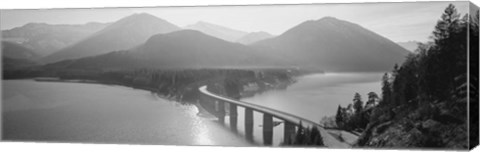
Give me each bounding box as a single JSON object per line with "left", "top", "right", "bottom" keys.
{"left": 198, "top": 85, "right": 351, "bottom": 147}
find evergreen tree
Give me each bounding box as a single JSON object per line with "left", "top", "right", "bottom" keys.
{"left": 366, "top": 92, "right": 379, "bottom": 107}
{"left": 353, "top": 93, "right": 363, "bottom": 114}
{"left": 335, "top": 105, "right": 344, "bottom": 128}
{"left": 381, "top": 73, "right": 392, "bottom": 104}
{"left": 424, "top": 4, "right": 463, "bottom": 100}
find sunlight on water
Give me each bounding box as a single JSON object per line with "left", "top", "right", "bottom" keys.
{"left": 2, "top": 80, "right": 249, "bottom": 146}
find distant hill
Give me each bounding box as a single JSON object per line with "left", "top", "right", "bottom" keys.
{"left": 41, "top": 13, "right": 181, "bottom": 63}
{"left": 252, "top": 17, "right": 410, "bottom": 72}
{"left": 2, "top": 41, "right": 39, "bottom": 60}
{"left": 237, "top": 32, "right": 274, "bottom": 45}
{"left": 46, "top": 30, "right": 282, "bottom": 70}
{"left": 185, "top": 21, "right": 248, "bottom": 42}
{"left": 2, "top": 41, "right": 39, "bottom": 70}
{"left": 397, "top": 41, "right": 421, "bottom": 52}
{"left": 2, "top": 22, "right": 108, "bottom": 56}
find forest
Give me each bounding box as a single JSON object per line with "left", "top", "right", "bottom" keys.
{"left": 332, "top": 4, "right": 478, "bottom": 148}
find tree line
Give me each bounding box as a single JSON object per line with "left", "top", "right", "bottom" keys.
{"left": 351, "top": 4, "right": 478, "bottom": 148}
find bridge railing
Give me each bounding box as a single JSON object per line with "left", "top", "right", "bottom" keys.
{"left": 198, "top": 85, "right": 325, "bottom": 145}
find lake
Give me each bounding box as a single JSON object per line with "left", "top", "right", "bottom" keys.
{"left": 2, "top": 80, "right": 250, "bottom": 146}
{"left": 2, "top": 72, "right": 382, "bottom": 146}
{"left": 223, "top": 72, "right": 383, "bottom": 146}
{"left": 243, "top": 72, "right": 382, "bottom": 122}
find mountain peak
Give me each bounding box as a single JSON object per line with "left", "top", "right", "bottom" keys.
{"left": 318, "top": 16, "right": 339, "bottom": 21}
{"left": 117, "top": 13, "right": 162, "bottom": 23}
{"left": 41, "top": 13, "right": 180, "bottom": 63}
{"left": 188, "top": 21, "right": 227, "bottom": 29}
{"left": 129, "top": 13, "right": 156, "bottom": 18}
{"left": 253, "top": 17, "right": 409, "bottom": 72}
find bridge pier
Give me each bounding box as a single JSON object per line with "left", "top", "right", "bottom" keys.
{"left": 229, "top": 103, "right": 238, "bottom": 132}
{"left": 263, "top": 113, "right": 273, "bottom": 145}
{"left": 199, "top": 85, "right": 328, "bottom": 147}
{"left": 217, "top": 100, "right": 225, "bottom": 124}
{"left": 283, "top": 121, "right": 295, "bottom": 144}
{"left": 245, "top": 108, "right": 254, "bottom": 141}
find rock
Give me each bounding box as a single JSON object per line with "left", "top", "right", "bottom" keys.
{"left": 422, "top": 119, "right": 440, "bottom": 130}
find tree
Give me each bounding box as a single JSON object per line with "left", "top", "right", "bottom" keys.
{"left": 366, "top": 92, "right": 379, "bottom": 108}
{"left": 381, "top": 73, "right": 392, "bottom": 104}
{"left": 335, "top": 105, "right": 344, "bottom": 127}
{"left": 353, "top": 93, "right": 363, "bottom": 114}
{"left": 423, "top": 4, "right": 463, "bottom": 100}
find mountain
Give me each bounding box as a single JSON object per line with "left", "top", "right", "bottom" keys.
{"left": 41, "top": 13, "right": 181, "bottom": 63}
{"left": 2, "top": 22, "right": 108, "bottom": 56}
{"left": 397, "top": 41, "right": 421, "bottom": 52}
{"left": 2, "top": 41, "right": 39, "bottom": 70}
{"left": 2, "top": 41, "right": 39, "bottom": 59}
{"left": 237, "top": 32, "right": 274, "bottom": 45}
{"left": 46, "top": 30, "right": 281, "bottom": 70}
{"left": 252, "top": 17, "right": 410, "bottom": 72}
{"left": 184, "top": 21, "right": 248, "bottom": 42}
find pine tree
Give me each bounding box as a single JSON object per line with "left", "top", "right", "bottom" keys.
{"left": 367, "top": 92, "right": 379, "bottom": 108}
{"left": 353, "top": 93, "right": 363, "bottom": 114}
{"left": 381, "top": 73, "right": 392, "bottom": 104}
{"left": 335, "top": 105, "right": 344, "bottom": 128}
{"left": 424, "top": 4, "right": 463, "bottom": 100}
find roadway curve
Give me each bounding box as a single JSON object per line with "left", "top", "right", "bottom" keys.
{"left": 198, "top": 85, "right": 353, "bottom": 148}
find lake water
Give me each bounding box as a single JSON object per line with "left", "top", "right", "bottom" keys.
{"left": 227, "top": 72, "right": 383, "bottom": 146}
{"left": 2, "top": 80, "right": 250, "bottom": 146}
{"left": 2, "top": 72, "right": 382, "bottom": 146}
{"left": 243, "top": 72, "right": 383, "bottom": 122}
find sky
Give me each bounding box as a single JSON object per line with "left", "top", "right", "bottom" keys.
{"left": 0, "top": 1, "right": 471, "bottom": 42}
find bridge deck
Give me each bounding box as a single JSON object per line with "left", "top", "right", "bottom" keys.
{"left": 199, "top": 85, "right": 353, "bottom": 148}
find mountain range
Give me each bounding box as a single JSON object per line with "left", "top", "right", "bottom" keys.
{"left": 2, "top": 22, "right": 108, "bottom": 56}
{"left": 2, "top": 41, "right": 39, "bottom": 70}
{"left": 184, "top": 21, "right": 274, "bottom": 44}
{"left": 40, "top": 13, "right": 181, "bottom": 63}
{"left": 5, "top": 13, "right": 410, "bottom": 72}
{"left": 2, "top": 41, "right": 39, "bottom": 60}
{"left": 46, "top": 30, "right": 282, "bottom": 70}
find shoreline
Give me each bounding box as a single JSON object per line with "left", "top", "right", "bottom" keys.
{"left": 29, "top": 77, "right": 276, "bottom": 118}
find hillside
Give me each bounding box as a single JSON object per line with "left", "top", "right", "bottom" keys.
{"left": 237, "top": 31, "right": 274, "bottom": 45}
{"left": 2, "top": 41, "right": 39, "bottom": 59}
{"left": 41, "top": 13, "right": 181, "bottom": 63}
{"left": 46, "top": 30, "right": 282, "bottom": 70}
{"left": 2, "top": 22, "right": 108, "bottom": 56}
{"left": 185, "top": 21, "right": 248, "bottom": 42}
{"left": 253, "top": 17, "right": 410, "bottom": 72}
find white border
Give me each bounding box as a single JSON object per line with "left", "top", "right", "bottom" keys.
{"left": 0, "top": 0, "right": 474, "bottom": 9}
{"left": 1, "top": 0, "right": 479, "bottom": 152}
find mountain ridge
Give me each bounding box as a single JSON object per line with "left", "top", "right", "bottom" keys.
{"left": 47, "top": 30, "right": 284, "bottom": 70}
{"left": 41, "top": 13, "right": 181, "bottom": 63}
{"left": 252, "top": 16, "right": 410, "bottom": 72}
{"left": 2, "top": 22, "right": 109, "bottom": 56}
{"left": 184, "top": 21, "right": 248, "bottom": 42}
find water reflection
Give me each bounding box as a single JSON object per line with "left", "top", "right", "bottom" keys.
{"left": 3, "top": 80, "right": 249, "bottom": 146}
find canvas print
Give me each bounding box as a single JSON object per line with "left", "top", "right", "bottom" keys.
{"left": 1, "top": 1, "right": 479, "bottom": 150}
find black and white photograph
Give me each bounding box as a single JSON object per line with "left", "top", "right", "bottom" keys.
{"left": 1, "top": 0, "right": 479, "bottom": 150}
